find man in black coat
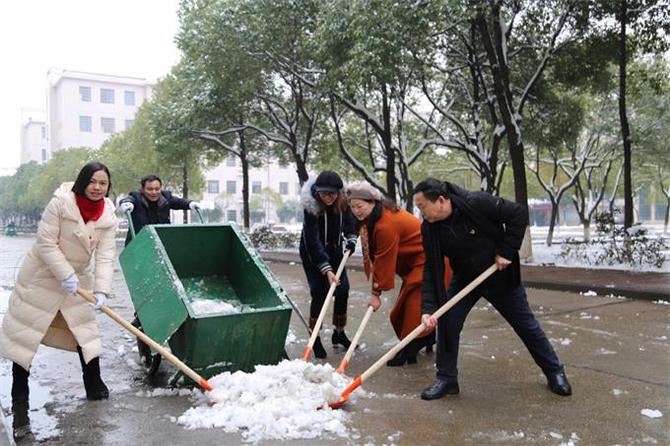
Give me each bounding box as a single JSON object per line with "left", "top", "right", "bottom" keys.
{"left": 413, "top": 177, "right": 571, "bottom": 400}
{"left": 119, "top": 175, "right": 199, "bottom": 246}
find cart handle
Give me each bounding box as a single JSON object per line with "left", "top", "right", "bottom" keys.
{"left": 124, "top": 204, "right": 204, "bottom": 241}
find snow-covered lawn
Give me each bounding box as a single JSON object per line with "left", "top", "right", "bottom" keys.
{"left": 527, "top": 224, "right": 669, "bottom": 273}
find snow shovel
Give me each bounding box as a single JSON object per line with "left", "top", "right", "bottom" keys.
{"left": 302, "top": 250, "right": 352, "bottom": 360}
{"left": 336, "top": 305, "right": 374, "bottom": 374}
{"left": 329, "top": 263, "right": 498, "bottom": 409}
{"left": 76, "top": 287, "right": 214, "bottom": 392}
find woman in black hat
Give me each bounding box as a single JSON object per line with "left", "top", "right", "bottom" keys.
{"left": 299, "top": 171, "right": 358, "bottom": 358}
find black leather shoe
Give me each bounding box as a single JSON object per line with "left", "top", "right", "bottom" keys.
{"left": 331, "top": 330, "right": 352, "bottom": 349}
{"left": 547, "top": 371, "right": 572, "bottom": 396}
{"left": 313, "top": 336, "right": 327, "bottom": 359}
{"left": 420, "top": 379, "right": 460, "bottom": 400}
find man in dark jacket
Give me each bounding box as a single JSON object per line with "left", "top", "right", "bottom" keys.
{"left": 413, "top": 177, "right": 571, "bottom": 400}
{"left": 119, "top": 175, "right": 199, "bottom": 246}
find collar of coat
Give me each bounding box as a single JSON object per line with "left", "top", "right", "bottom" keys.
{"left": 300, "top": 177, "right": 323, "bottom": 217}
{"left": 131, "top": 189, "right": 169, "bottom": 210}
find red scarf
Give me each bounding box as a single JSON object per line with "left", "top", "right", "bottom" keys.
{"left": 75, "top": 195, "right": 105, "bottom": 223}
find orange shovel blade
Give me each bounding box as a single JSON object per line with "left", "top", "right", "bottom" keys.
{"left": 328, "top": 376, "right": 362, "bottom": 409}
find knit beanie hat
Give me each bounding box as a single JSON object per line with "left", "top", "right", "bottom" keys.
{"left": 313, "top": 171, "right": 344, "bottom": 193}
{"left": 346, "top": 181, "right": 383, "bottom": 201}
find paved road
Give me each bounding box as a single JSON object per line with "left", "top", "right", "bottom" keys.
{"left": 0, "top": 236, "right": 668, "bottom": 445}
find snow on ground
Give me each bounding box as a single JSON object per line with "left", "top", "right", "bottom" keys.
{"left": 178, "top": 359, "right": 353, "bottom": 443}
{"left": 640, "top": 409, "right": 663, "bottom": 419}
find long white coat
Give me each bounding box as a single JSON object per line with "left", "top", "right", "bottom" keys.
{"left": 0, "top": 183, "right": 117, "bottom": 370}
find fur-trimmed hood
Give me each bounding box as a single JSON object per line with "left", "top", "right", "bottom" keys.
{"left": 300, "top": 177, "right": 322, "bottom": 217}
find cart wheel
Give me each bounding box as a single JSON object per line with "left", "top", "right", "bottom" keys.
{"left": 131, "top": 316, "right": 162, "bottom": 375}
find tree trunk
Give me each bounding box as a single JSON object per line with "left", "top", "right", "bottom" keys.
{"left": 182, "top": 159, "right": 189, "bottom": 224}
{"left": 618, "top": 0, "right": 633, "bottom": 229}
{"left": 294, "top": 158, "right": 309, "bottom": 185}
{"left": 381, "top": 86, "right": 396, "bottom": 201}
{"left": 582, "top": 220, "right": 591, "bottom": 242}
{"left": 664, "top": 196, "right": 669, "bottom": 234}
{"left": 547, "top": 201, "right": 559, "bottom": 247}
{"left": 239, "top": 130, "right": 250, "bottom": 231}
{"left": 474, "top": 9, "right": 531, "bottom": 259}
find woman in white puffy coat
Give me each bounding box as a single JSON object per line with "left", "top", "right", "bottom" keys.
{"left": 0, "top": 161, "right": 117, "bottom": 438}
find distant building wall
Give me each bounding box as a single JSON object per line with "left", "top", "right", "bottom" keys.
{"left": 201, "top": 157, "right": 307, "bottom": 226}
{"left": 20, "top": 119, "right": 47, "bottom": 164}
{"left": 46, "top": 68, "right": 151, "bottom": 153}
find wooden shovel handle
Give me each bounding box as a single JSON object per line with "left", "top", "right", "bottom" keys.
{"left": 336, "top": 305, "right": 374, "bottom": 374}
{"left": 302, "top": 250, "right": 351, "bottom": 360}
{"left": 359, "top": 263, "right": 498, "bottom": 383}
{"left": 77, "top": 288, "right": 213, "bottom": 392}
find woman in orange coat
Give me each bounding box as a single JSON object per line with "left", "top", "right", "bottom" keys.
{"left": 346, "top": 182, "right": 452, "bottom": 366}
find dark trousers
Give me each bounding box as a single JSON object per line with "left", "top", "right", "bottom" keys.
{"left": 436, "top": 280, "right": 563, "bottom": 380}
{"left": 303, "top": 263, "right": 349, "bottom": 327}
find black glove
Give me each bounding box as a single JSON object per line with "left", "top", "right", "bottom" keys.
{"left": 345, "top": 240, "right": 356, "bottom": 255}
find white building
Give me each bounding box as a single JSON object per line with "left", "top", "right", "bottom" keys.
{"left": 20, "top": 109, "right": 48, "bottom": 165}
{"left": 202, "top": 156, "right": 306, "bottom": 226}
{"left": 46, "top": 68, "right": 152, "bottom": 153}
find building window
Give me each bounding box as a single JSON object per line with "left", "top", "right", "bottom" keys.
{"left": 101, "top": 117, "right": 115, "bottom": 133}
{"left": 125, "top": 119, "right": 134, "bottom": 130}
{"left": 41, "top": 149, "right": 47, "bottom": 162}
{"left": 79, "top": 115, "right": 92, "bottom": 132}
{"left": 41, "top": 126, "right": 46, "bottom": 139}
{"left": 252, "top": 181, "right": 262, "bottom": 194}
{"left": 124, "top": 90, "right": 135, "bottom": 106}
{"left": 207, "top": 180, "right": 219, "bottom": 194}
{"left": 79, "top": 86, "right": 91, "bottom": 102}
{"left": 226, "top": 180, "right": 237, "bottom": 194}
{"left": 100, "top": 88, "right": 115, "bottom": 104}
{"left": 226, "top": 155, "right": 236, "bottom": 167}
{"left": 226, "top": 209, "right": 237, "bottom": 222}
{"left": 279, "top": 182, "right": 289, "bottom": 195}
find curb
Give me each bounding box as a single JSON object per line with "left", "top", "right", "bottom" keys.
{"left": 259, "top": 251, "right": 670, "bottom": 301}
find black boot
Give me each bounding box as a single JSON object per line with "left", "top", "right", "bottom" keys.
{"left": 331, "top": 330, "right": 352, "bottom": 349}
{"left": 546, "top": 370, "right": 572, "bottom": 396}
{"left": 11, "top": 363, "right": 31, "bottom": 440}
{"left": 386, "top": 349, "right": 409, "bottom": 367}
{"left": 77, "top": 347, "right": 109, "bottom": 400}
{"left": 420, "top": 378, "right": 460, "bottom": 400}
{"left": 12, "top": 398, "right": 31, "bottom": 441}
{"left": 312, "top": 336, "right": 327, "bottom": 359}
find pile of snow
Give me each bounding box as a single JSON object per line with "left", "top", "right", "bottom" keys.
{"left": 189, "top": 297, "right": 251, "bottom": 315}
{"left": 178, "top": 360, "right": 352, "bottom": 443}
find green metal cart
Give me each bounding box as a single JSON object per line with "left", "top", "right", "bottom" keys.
{"left": 119, "top": 220, "right": 292, "bottom": 383}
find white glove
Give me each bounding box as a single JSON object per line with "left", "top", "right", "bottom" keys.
{"left": 189, "top": 201, "right": 200, "bottom": 211}
{"left": 91, "top": 292, "right": 107, "bottom": 310}
{"left": 120, "top": 202, "right": 134, "bottom": 212}
{"left": 61, "top": 274, "right": 79, "bottom": 295}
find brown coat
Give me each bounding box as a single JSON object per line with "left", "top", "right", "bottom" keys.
{"left": 0, "top": 183, "right": 117, "bottom": 370}
{"left": 364, "top": 208, "right": 452, "bottom": 339}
